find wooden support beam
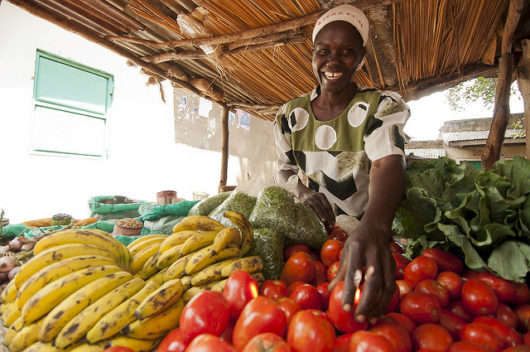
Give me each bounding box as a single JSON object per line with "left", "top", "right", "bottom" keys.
{"left": 516, "top": 39, "right": 530, "bottom": 159}
{"left": 219, "top": 104, "right": 229, "bottom": 193}
{"left": 482, "top": 0, "right": 524, "bottom": 169}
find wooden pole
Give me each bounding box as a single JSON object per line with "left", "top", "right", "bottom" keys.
{"left": 219, "top": 104, "right": 229, "bottom": 193}
{"left": 482, "top": 0, "right": 523, "bottom": 169}
{"left": 516, "top": 39, "right": 530, "bottom": 159}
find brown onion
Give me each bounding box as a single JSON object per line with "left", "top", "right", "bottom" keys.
{"left": 21, "top": 243, "right": 34, "bottom": 251}
{"left": 8, "top": 237, "right": 22, "bottom": 251}
{"left": 8, "top": 266, "right": 21, "bottom": 280}
{"left": 0, "top": 255, "right": 16, "bottom": 273}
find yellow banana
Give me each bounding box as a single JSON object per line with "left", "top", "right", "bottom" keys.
{"left": 221, "top": 256, "right": 264, "bottom": 277}
{"left": 190, "top": 258, "right": 240, "bottom": 286}
{"left": 128, "top": 235, "right": 166, "bottom": 257}
{"left": 134, "top": 279, "right": 183, "bottom": 320}
{"left": 68, "top": 343, "right": 105, "bottom": 352}
{"left": 180, "top": 276, "right": 192, "bottom": 290}
{"left": 185, "top": 244, "right": 241, "bottom": 275}
{"left": 21, "top": 265, "right": 122, "bottom": 324}
{"left": 17, "top": 255, "right": 118, "bottom": 309}
{"left": 182, "top": 279, "right": 226, "bottom": 302}
{"left": 155, "top": 244, "right": 183, "bottom": 270}
{"left": 137, "top": 252, "right": 161, "bottom": 280}
{"left": 213, "top": 226, "right": 242, "bottom": 252}
{"left": 159, "top": 230, "right": 199, "bottom": 253}
{"left": 149, "top": 268, "right": 168, "bottom": 286}
{"left": 223, "top": 211, "right": 254, "bottom": 256}
{"left": 14, "top": 243, "right": 118, "bottom": 289}
{"left": 32, "top": 229, "right": 127, "bottom": 267}
{"left": 130, "top": 242, "right": 162, "bottom": 274}
{"left": 86, "top": 280, "right": 159, "bottom": 343}
{"left": 180, "top": 230, "right": 219, "bottom": 255}
{"left": 172, "top": 215, "right": 224, "bottom": 233}
{"left": 55, "top": 277, "right": 145, "bottom": 349}
{"left": 1, "top": 300, "right": 21, "bottom": 327}
{"left": 20, "top": 341, "right": 59, "bottom": 352}
{"left": 1, "top": 279, "right": 18, "bottom": 304}
{"left": 125, "top": 299, "right": 184, "bottom": 339}
{"left": 103, "top": 335, "right": 161, "bottom": 352}
{"left": 9, "top": 318, "right": 44, "bottom": 352}
{"left": 4, "top": 317, "right": 24, "bottom": 346}
{"left": 39, "top": 271, "right": 133, "bottom": 342}
{"left": 164, "top": 254, "right": 193, "bottom": 281}
{"left": 210, "top": 278, "right": 229, "bottom": 292}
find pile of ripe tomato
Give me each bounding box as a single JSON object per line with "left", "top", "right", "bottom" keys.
{"left": 119, "top": 226, "right": 530, "bottom": 352}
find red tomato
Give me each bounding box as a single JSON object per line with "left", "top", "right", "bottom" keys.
{"left": 381, "top": 312, "right": 417, "bottom": 335}
{"left": 399, "top": 292, "right": 441, "bottom": 324}
{"left": 524, "top": 331, "right": 530, "bottom": 346}
{"left": 350, "top": 330, "right": 394, "bottom": 352}
{"left": 404, "top": 256, "right": 439, "bottom": 288}
{"left": 478, "top": 271, "right": 516, "bottom": 303}
{"left": 260, "top": 280, "right": 290, "bottom": 301}
{"left": 329, "top": 225, "right": 347, "bottom": 242}
{"left": 185, "top": 334, "right": 236, "bottom": 352}
{"left": 313, "top": 261, "right": 328, "bottom": 286}
{"left": 396, "top": 279, "right": 413, "bottom": 299}
{"left": 333, "top": 333, "right": 353, "bottom": 352}
{"left": 497, "top": 303, "right": 518, "bottom": 329}
{"left": 232, "top": 296, "right": 287, "bottom": 350}
{"left": 327, "top": 281, "right": 368, "bottom": 333}
{"left": 462, "top": 269, "right": 480, "bottom": 281}
{"left": 449, "top": 341, "right": 490, "bottom": 352}
{"left": 316, "top": 282, "right": 331, "bottom": 311}
{"left": 460, "top": 323, "right": 504, "bottom": 352}
{"left": 393, "top": 253, "right": 411, "bottom": 280}
{"left": 461, "top": 278, "right": 499, "bottom": 316}
{"left": 179, "top": 291, "right": 230, "bottom": 341}
{"left": 284, "top": 244, "right": 311, "bottom": 260}
{"left": 288, "top": 281, "right": 306, "bottom": 294}
{"left": 415, "top": 279, "right": 450, "bottom": 307}
{"left": 103, "top": 348, "right": 134, "bottom": 352}
{"left": 385, "top": 286, "right": 400, "bottom": 313}
{"left": 412, "top": 323, "right": 453, "bottom": 352}
{"left": 370, "top": 321, "right": 412, "bottom": 352}
{"left": 422, "top": 248, "right": 464, "bottom": 274}
{"left": 289, "top": 283, "right": 322, "bottom": 310}
{"left": 437, "top": 271, "right": 464, "bottom": 300}
{"left": 502, "top": 346, "right": 530, "bottom": 352}
{"left": 515, "top": 305, "right": 530, "bottom": 332}
{"left": 220, "top": 321, "right": 235, "bottom": 345}
{"left": 320, "top": 239, "right": 343, "bottom": 266}
{"left": 242, "top": 333, "right": 291, "bottom": 352}
{"left": 390, "top": 241, "right": 405, "bottom": 254}
{"left": 473, "top": 316, "right": 523, "bottom": 347}
{"left": 276, "top": 297, "right": 300, "bottom": 325}
{"left": 287, "top": 309, "right": 335, "bottom": 352}
{"left": 439, "top": 308, "right": 467, "bottom": 340}
{"left": 447, "top": 300, "right": 473, "bottom": 322}
{"left": 280, "top": 252, "right": 315, "bottom": 285}
{"left": 156, "top": 328, "right": 189, "bottom": 352}
{"left": 513, "top": 283, "right": 530, "bottom": 305}
{"left": 327, "top": 261, "right": 340, "bottom": 282}
{"left": 223, "top": 271, "right": 259, "bottom": 322}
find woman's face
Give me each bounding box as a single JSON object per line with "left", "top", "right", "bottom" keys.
{"left": 312, "top": 21, "right": 365, "bottom": 95}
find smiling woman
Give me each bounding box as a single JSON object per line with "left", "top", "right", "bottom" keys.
{"left": 273, "top": 4, "right": 410, "bottom": 324}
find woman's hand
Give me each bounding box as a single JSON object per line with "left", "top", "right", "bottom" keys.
{"left": 299, "top": 189, "right": 335, "bottom": 232}
{"left": 328, "top": 219, "right": 396, "bottom": 323}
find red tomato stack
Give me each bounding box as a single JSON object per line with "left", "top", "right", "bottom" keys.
{"left": 152, "top": 225, "right": 530, "bottom": 352}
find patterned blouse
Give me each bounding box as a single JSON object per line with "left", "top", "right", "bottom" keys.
{"left": 273, "top": 86, "right": 410, "bottom": 218}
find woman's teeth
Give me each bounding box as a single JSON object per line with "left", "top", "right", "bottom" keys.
{"left": 324, "top": 72, "right": 343, "bottom": 79}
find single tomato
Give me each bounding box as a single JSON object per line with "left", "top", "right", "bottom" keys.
{"left": 327, "top": 261, "right": 340, "bottom": 282}
{"left": 320, "top": 239, "right": 343, "bottom": 266}
{"left": 316, "top": 282, "right": 331, "bottom": 310}
{"left": 333, "top": 333, "right": 352, "bottom": 352}
{"left": 276, "top": 297, "right": 300, "bottom": 325}
{"left": 289, "top": 283, "right": 322, "bottom": 310}
{"left": 370, "top": 321, "right": 412, "bottom": 352}
{"left": 411, "top": 323, "right": 453, "bottom": 352}
{"left": 447, "top": 300, "right": 473, "bottom": 322}
{"left": 515, "top": 305, "right": 530, "bottom": 332}
{"left": 448, "top": 341, "right": 490, "bottom": 352}
{"left": 260, "top": 280, "right": 289, "bottom": 301}
{"left": 156, "top": 328, "right": 189, "bottom": 352}
{"left": 287, "top": 309, "right": 335, "bottom": 352}
{"left": 513, "top": 283, "right": 530, "bottom": 305}
{"left": 415, "top": 279, "right": 450, "bottom": 307}
{"left": 185, "top": 334, "right": 236, "bottom": 352}
{"left": 399, "top": 291, "right": 441, "bottom": 324}
{"left": 439, "top": 308, "right": 467, "bottom": 340}
{"left": 396, "top": 279, "right": 413, "bottom": 299}
{"left": 502, "top": 346, "right": 530, "bottom": 352}
{"left": 404, "top": 256, "right": 439, "bottom": 288}
{"left": 179, "top": 291, "right": 230, "bottom": 341}
{"left": 284, "top": 244, "right": 311, "bottom": 260}
{"left": 232, "top": 296, "right": 287, "bottom": 350}
{"left": 385, "top": 286, "right": 400, "bottom": 313}
{"left": 460, "top": 323, "right": 504, "bottom": 352}
{"left": 422, "top": 248, "right": 463, "bottom": 274}
{"left": 393, "top": 252, "right": 411, "bottom": 280}
{"left": 327, "top": 281, "right": 368, "bottom": 333}
{"left": 329, "top": 225, "right": 347, "bottom": 242}
{"left": 313, "top": 261, "right": 328, "bottom": 286}
{"left": 437, "top": 271, "right": 463, "bottom": 300}
{"left": 242, "top": 333, "right": 291, "bottom": 352}
{"left": 223, "top": 270, "right": 259, "bottom": 322}
{"left": 390, "top": 241, "right": 405, "bottom": 254}
{"left": 288, "top": 281, "right": 306, "bottom": 294}
{"left": 280, "top": 252, "right": 315, "bottom": 285}
{"left": 350, "top": 330, "right": 394, "bottom": 352}
{"left": 496, "top": 303, "right": 518, "bottom": 329}
{"left": 380, "top": 312, "right": 417, "bottom": 335}
{"left": 473, "top": 316, "right": 522, "bottom": 347}
{"left": 478, "top": 271, "right": 516, "bottom": 303}
{"left": 461, "top": 278, "right": 499, "bottom": 316}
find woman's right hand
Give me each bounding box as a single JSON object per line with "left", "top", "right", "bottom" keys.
{"left": 299, "top": 189, "right": 335, "bottom": 232}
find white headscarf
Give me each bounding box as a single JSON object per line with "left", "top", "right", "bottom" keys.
{"left": 312, "top": 4, "right": 370, "bottom": 46}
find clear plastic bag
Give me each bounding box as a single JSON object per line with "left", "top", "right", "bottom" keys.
{"left": 249, "top": 186, "right": 297, "bottom": 236}
{"left": 188, "top": 192, "right": 231, "bottom": 216}
{"left": 208, "top": 191, "right": 257, "bottom": 227}
{"left": 248, "top": 227, "right": 284, "bottom": 280}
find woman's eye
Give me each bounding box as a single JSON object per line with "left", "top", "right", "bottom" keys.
{"left": 343, "top": 49, "right": 354, "bottom": 55}
{"left": 316, "top": 49, "right": 328, "bottom": 55}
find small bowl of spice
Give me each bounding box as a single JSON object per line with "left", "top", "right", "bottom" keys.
{"left": 113, "top": 218, "right": 143, "bottom": 237}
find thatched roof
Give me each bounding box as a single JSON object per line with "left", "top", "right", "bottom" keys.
{"left": 7, "top": 0, "right": 530, "bottom": 121}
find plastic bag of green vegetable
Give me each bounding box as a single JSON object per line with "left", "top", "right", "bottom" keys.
{"left": 291, "top": 202, "right": 328, "bottom": 249}
{"left": 188, "top": 192, "right": 231, "bottom": 216}
{"left": 249, "top": 186, "right": 297, "bottom": 236}
{"left": 248, "top": 227, "right": 284, "bottom": 280}
{"left": 209, "top": 191, "right": 257, "bottom": 227}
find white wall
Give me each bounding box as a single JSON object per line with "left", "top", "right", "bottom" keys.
{"left": 0, "top": 2, "right": 243, "bottom": 223}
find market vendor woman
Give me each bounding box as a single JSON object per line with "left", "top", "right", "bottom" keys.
{"left": 274, "top": 4, "right": 410, "bottom": 323}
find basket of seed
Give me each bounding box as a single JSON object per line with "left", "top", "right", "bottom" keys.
{"left": 112, "top": 217, "right": 143, "bottom": 237}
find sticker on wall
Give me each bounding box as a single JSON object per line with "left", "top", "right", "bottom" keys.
{"left": 237, "top": 110, "right": 250, "bottom": 130}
